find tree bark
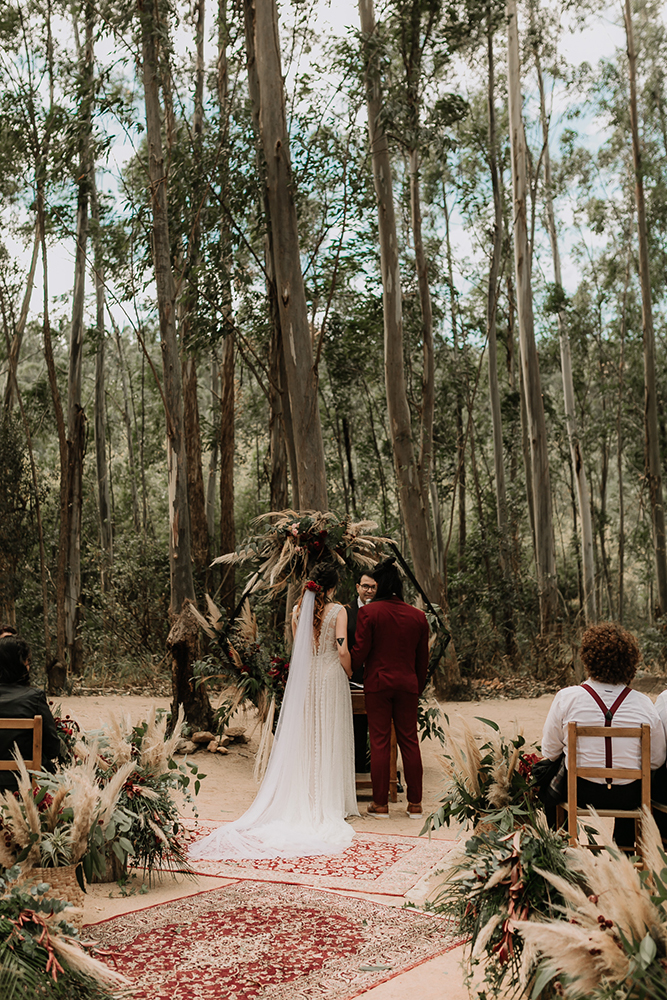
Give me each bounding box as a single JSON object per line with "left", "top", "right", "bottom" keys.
{"left": 139, "top": 0, "right": 211, "bottom": 728}
{"left": 359, "top": 0, "right": 460, "bottom": 691}
{"left": 90, "top": 172, "right": 112, "bottom": 593}
{"left": 624, "top": 0, "right": 667, "bottom": 615}
{"left": 506, "top": 0, "right": 558, "bottom": 633}
{"left": 3, "top": 221, "right": 40, "bottom": 414}
{"left": 250, "top": 0, "right": 327, "bottom": 510}
{"left": 532, "top": 24, "right": 596, "bottom": 624}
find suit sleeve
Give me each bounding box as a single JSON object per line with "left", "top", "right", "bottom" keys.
{"left": 416, "top": 617, "right": 429, "bottom": 694}
{"left": 350, "top": 606, "right": 372, "bottom": 671}
{"left": 35, "top": 692, "right": 64, "bottom": 770}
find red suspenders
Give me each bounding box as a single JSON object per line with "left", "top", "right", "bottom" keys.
{"left": 581, "top": 684, "right": 632, "bottom": 787}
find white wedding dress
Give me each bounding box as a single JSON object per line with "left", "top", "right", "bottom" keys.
{"left": 189, "top": 592, "right": 358, "bottom": 860}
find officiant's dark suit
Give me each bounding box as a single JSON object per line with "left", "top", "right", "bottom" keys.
{"left": 346, "top": 574, "right": 376, "bottom": 773}
{"left": 350, "top": 559, "right": 429, "bottom": 813}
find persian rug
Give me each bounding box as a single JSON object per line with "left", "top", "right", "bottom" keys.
{"left": 86, "top": 881, "right": 464, "bottom": 1000}
{"left": 176, "top": 824, "right": 454, "bottom": 896}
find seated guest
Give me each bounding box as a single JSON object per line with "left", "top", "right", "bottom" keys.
{"left": 541, "top": 621, "right": 666, "bottom": 848}
{"left": 0, "top": 636, "right": 63, "bottom": 790}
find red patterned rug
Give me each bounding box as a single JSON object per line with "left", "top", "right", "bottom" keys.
{"left": 86, "top": 881, "right": 464, "bottom": 1000}
{"left": 174, "top": 825, "right": 453, "bottom": 896}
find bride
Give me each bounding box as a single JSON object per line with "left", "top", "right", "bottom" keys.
{"left": 189, "top": 561, "right": 359, "bottom": 860}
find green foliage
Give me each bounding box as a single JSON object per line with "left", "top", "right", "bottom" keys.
{"left": 0, "top": 868, "right": 124, "bottom": 999}
{"left": 429, "top": 815, "right": 576, "bottom": 999}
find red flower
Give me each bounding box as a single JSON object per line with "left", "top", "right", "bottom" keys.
{"left": 305, "top": 581, "right": 322, "bottom": 593}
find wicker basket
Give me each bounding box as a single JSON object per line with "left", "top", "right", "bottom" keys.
{"left": 18, "top": 864, "right": 85, "bottom": 930}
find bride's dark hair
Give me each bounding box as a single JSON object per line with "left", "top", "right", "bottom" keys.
{"left": 299, "top": 561, "right": 339, "bottom": 647}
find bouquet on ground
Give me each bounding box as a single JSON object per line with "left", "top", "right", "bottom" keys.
{"left": 424, "top": 717, "right": 542, "bottom": 834}
{"left": 87, "top": 706, "right": 202, "bottom": 878}
{"left": 0, "top": 749, "right": 134, "bottom": 874}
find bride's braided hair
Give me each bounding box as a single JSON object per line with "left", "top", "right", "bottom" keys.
{"left": 299, "top": 562, "right": 339, "bottom": 648}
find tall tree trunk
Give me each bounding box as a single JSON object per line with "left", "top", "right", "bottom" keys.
{"left": 359, "top": 0, "right": 460, "bottom": 690}
{"left": 624, "top": 0, "right": 667, "bottom": 615}
{"left": 217, "top": 0, "right": 235, "bottom": 611}
{"left": 442, "top": 184, "right": 466, "bottom": 571}
{"left": 90, "top": 172, "right": 112, "bottom": 593}
{"left": 65, "top": 1, "right": 94, "bottom": 676}
{"left": 486, "top": 8, "right": 514, "bottom": 655}
{"left": 249, "top": 0, "right": 327, "bottom": 510}
{"left": 138, "top": 0, "right": 212, "bottom": 729}
{"left": 180, "top": 0, "right": 209, "bottom": 583}
{"left": 219, "top": 332, "right": 235, "bottom": 610}
{"left": 109, "top": 312, "right": 141, "bottom": 532}
{"left": 206, "top": 351, "right": 220, "bottom": 546}
{"left": 533, "top": 26, "right": 596, "bottom": 624}
{"left": 3, "top": 222, "right": 40, "bottom": 414}
{"left": 617, "top": 258, "right": 630, "bottom": 621}
{"left": 506, "top": 0, "right": 557, "bottom": 633}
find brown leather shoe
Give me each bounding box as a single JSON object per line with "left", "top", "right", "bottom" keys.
{"left": 406, "top": 802, "right": 423, "bottom": 818}
{"left": 367, "top": 802, "right": 389, "bottom": 818}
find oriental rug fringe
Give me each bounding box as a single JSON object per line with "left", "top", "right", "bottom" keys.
{"left": 174, "top": 825, "right": 454, "bottom": 896}
{"left": 86, "top": 881, "right": 464, "bottom": 1000}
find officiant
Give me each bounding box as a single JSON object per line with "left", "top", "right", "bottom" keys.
{"left": 346, "top": 573, "right": 376, "bottom": 774}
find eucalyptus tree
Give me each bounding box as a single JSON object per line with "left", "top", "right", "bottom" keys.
{"left": 242, "top": 0, "right": 328, "bottom": 511}
{"left": 506, "top": 0, "right": 557, "bottom": 633}
{"left": 622, "top": 0, "right": 667, "bottom": 616}
{"left": 527, "top": 0, "right": 596, "bottom": 624}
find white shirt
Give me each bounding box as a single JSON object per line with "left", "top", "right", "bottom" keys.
{"left": 541, "top": 680, "right": 666, "bottom": 784}
{"left": 655, "top": 690, "right": 667, "bottom": 740}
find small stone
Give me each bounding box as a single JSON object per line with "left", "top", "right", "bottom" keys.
{"left": 192, "top": 731, "right": 215, "bottom": 744}
{"left": 216, "top": 746, "right": 229, "bottom": 755}
{"left": 175, "top": 740, "right": 197, "bottom": 754}
{"left": 218, "top": 735, "right": 232, "bottom": 747}
{"left": 206, "top": 740, "right": 219, "bottom": 752}
{"left": 224, "top": 727, "right": 247, "bottom": 743}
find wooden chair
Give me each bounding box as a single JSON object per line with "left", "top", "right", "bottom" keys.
{"left": 556, "top": 721, "right": 651, "bottom": 852}
{"left": 0, "top": 716, "right": 43, "bottom": 777}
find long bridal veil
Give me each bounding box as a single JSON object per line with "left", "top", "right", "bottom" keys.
{"left": 189, "top": 588, "right": 355, "bottom": 860}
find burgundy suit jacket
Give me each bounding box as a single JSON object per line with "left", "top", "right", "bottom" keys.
{"left": 350, "top": 597, "right": 429, "bottom": 695}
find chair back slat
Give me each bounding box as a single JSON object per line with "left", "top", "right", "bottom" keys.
{"left": 564, "top": 721, "right": 651, "bottom": 857}
{"left": 0, "top": 716, "right": 43, "bottom": 773}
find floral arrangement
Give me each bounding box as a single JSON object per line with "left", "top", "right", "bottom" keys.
{"left": 192, "top": 599, "right": 290, "bottom": 732}
{"left": 212, "top": 510, "right": 391, "bottom": 593}
{"left": 0, "top": 750, "right": 134, "bottom": 873}
{"left": 514, "top": 811, "right": 667, "bottom": 1000}
{"left": 423, "top": 717, "right": 542, "bottom": 835}
{"left": 0, "top": 866, "right": 128, "bottom": 998}
{"left": 50, "top": 705, "right": 81, "bottom": 767}
{"left": 85, "top": 706, "right": 202, "bottom": 879}
{"left": 429, "top": 811, "right": 578, "bottom": 999}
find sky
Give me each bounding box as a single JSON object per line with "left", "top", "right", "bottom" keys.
{"left": 6, "top": 0, "right": 628, "bottom": 332}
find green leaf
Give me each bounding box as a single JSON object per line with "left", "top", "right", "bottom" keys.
{"left": 531, "top": 960, "right": 560, "bottom": 999}
{"left": 638, "top": 933, "right": 657, "bottom": 968}
{"left": 475, "top": 717, "right": 500, "bottom": 731}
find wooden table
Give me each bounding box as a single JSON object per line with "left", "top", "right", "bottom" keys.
{"left": 351, "top": 690, "right": 398, "bottom": 803}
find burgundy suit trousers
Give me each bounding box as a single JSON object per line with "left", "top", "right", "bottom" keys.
{"left": 364, "top": 690, "right": 423, "bottom": 806}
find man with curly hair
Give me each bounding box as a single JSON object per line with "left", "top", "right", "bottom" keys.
{"left": 541, "top": 621, "right": 666, "bottom": 847}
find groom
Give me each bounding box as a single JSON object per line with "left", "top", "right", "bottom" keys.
{"left": 350, "top": 558, "right": 429, "bottom": 818}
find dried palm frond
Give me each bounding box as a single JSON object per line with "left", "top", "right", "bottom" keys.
{"left": 236, "top": 600, "right": 258, "bottom": 645}
{"left": 12, "top": 754, "right": 41, "bottom": 839}
{"left": 51, "top": 936, "right": 131, "bottom": 989}
{"left": 96, "top": 760, "right": 135, "bottom": 829}
{"left": 186, "top": 601, "right": 218, "bottom": 639}
{"left": 513, "top": 918, "right": 630, "bottom": 995}
{"left": 205, "top": 594, "right": 225, "bottom": 630}
{"left": 44, "top": 786, "right": 70, "bottom": 833}
{"left": 487, "top": 761, "right": 511, "bottom": 808}
{"left": 1, "top": 788, "right": 32, "bottom": 848}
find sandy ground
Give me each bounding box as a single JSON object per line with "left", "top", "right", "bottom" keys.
{"left": 57, "top": 690, "right": 557, "bottom": 999}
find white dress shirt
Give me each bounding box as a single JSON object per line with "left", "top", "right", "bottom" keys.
{"left": 541, "top": 680, "right": 666, "bottom": 784}
{"left": 655, "top": 690, "right": 667, "bottom": 740}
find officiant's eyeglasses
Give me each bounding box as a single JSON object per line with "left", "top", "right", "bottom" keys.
{"left": 359, "top": 584, "right": 376, "bottom": 591}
